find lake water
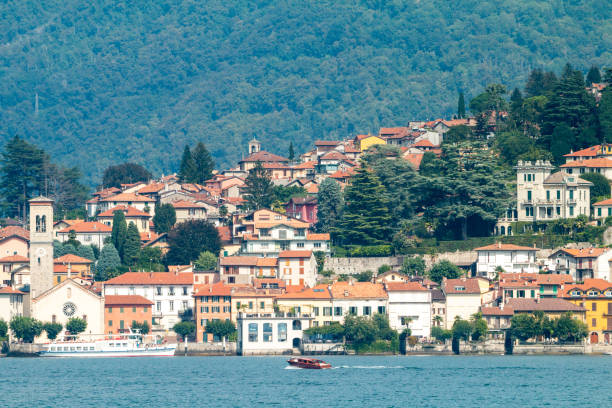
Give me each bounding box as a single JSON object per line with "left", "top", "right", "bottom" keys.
{"left": 1, "top": 355, "right": 609, "bottom": 407}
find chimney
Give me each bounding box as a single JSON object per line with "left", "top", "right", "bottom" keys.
{"left": 498, "top": 242, "right": 501, "bottom": 249}
{"left": 344, "top": 290, "right": 349, "bottom": 297}
{"left": 500, "top": 302, "right": 504, "bottom": 311}
{"left": 149, "top": 272, "right": 153, "bottom": 278}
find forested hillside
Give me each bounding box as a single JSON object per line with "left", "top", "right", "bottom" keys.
{"left": 1, "top": 0, "right": 610, "bottom": 184}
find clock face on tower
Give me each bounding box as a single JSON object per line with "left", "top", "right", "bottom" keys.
{"left": 36, "top": 247, "right": 47, "bottom": 257}
{"left": 63, "top": 302, "right": 77, "bottom": 317}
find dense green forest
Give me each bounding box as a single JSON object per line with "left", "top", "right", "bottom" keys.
{"left": 0, "top": 0, "right": 610, "bottom": 184}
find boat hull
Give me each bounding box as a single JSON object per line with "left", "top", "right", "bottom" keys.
{"left": 287, "top": 358, "right": 331, "bottom": 369}
{"left": 39, "top": 347, "right": 176, "bottom": 358}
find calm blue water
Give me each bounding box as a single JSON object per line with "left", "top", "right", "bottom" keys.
{"left": 1, "top": 355, "right": 609, "bottom": 407}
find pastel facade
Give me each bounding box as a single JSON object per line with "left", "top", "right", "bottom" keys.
{"left": 0, "top": 286, "right": 25, "bottom": 324}
{"left": 475, "top": 243, "right": 539, "bottom": 279}
{"left": 563, "top": 279, "right": 612, "bottom": 344}
{"left": 237, "top": 314, "right": 312, "bottom": 355}
{"left": 328, "top": 282, "right": 388, "bottom": 323}
{"left": 56, "top": 222, "right": 112, "bottom": 248}
{"left": 104, "top": 295, "right": 153, "bottom": 334}
{"left": 443, "top": 277, "right": 491, "bottom": 329}
{"left": 548, "top": 248, "right": 612, "bottom": 281}
{"left": 276, "top": 285, "right": 333, "bottom": 327}
{"left": 97, "top": 206, "right": 152, "bottom": 233}
{"left": 385, "top": 282, "right": 431, "bottom": 337}
{"left": 193, "top": 282, "right": 232, "bottom": 342}
{"left": 277, "top": 250, "right": 317, "bottom": 287}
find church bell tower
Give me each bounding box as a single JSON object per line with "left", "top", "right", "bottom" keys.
{"left": 29, "top": 196, "right": 54, "bottom": 298}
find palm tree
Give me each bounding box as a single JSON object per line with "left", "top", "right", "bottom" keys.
{"left": 433, "top": 315, "right": 443, "bottom": 327}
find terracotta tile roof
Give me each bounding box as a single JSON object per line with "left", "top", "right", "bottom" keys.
{"left": 261, "top": 162, "right": 290, "bottom": 169}
{"left": 320, "top": 151, "right": 347, "bottom": 161}
{"left": 412, "top": 139, "right": 436, "bottom": 148}
{"left": 306, "top": 184, "right": 319, "bottom": 194}
{"left": 193, "top": 282, "right": 233, "bottom": 297}
{"left": 0, "top": 255, "right": 29, "bottom": 263}
{"left": 499, "top": 280, "right": 539, "bottom": 289}
{"left": 253, "top": 278, "right": 286, "bottom": 289}
{"left": 100, "top": 192, "right": 155, "bottom": 202}
{"left": 220, "top": 256, "right": 259, "bottom": 266}
{"left": 59, "top": 221, "right": 112, "bottom": 233}
{"left": 307, "top": 233, "right": 330, "bottom": 241}
{"left": 105, "top": 295, "right": 153, "bottom": 306}
{"left": 354, "top": 134, "right": 370, "bottom": 141}
{"left": 105, "top": 272, "right": 193, "bottom": 285}
{"left": 292, "top": 161, "right": 315, "bottom": 169}
{"left": 171, "top": 200, "right": 206, "bottom": 209}
{"left": 287, "top": 196, "right": 317, "bottom": 205}
{"left": 563, "top": 145, "right": 601, "bottom": 157}
{"left": 239, "top": 150, "right": 289, "bottom": 163}
{"left": 97, "top": 205, "right": 151, "bottom": 218}
{"left": 562, "top": 279, "right": 612, "bottom": 297}
{"left": 54, "top": 254, "right": 93, "bottom": 264}
{"left": 277, "top": 284, "right": 331, "bottom": 299}
{"left": 593, "top": 198, "right": 612, "bottom": 206}
{"left": 54, "top": 219, "right": 84, "bottom": 227}
{"left": 506, "top": 298, "right": 585, "bottom": 312}
{"left": 379, "top": 127, "right": 410, "bottom": 137}
{"left": 343, "top": 145, "right": 361, "bottom": 153}
{"left": 278, "top": 250, "right": 313, "bottom": 258}
{"left": 94, "top": 187, "right": 121, "bottom": 197}
{"left": 137, "top": 183, "right": 165, "bottom": 194}
{"left": 140, "top": 231, "right": 162, "bottom": 242}
{"left": 330, "top": 282, "right": 387, "bottom": 299}
{"left": 385, "top": 282, "right": 428, "bottom": 291}
{"left": 441, "top": 119, "right": 469, "bottom": 127}
{"left": 474, "top": 243, "right": 537, "bottom": 251}
{"left": 0, "top": 226, "right": 29, "bottom": 241}
{"left": 181, "top": 183, "right": 205, "bottom": 193}
{"left": 443, "top": 278, "right": 484, "bottom": 294}
{"left": 481, "top": 306, "right": 514, "bottom": 316}
{"left": 329, "top": 169, "right": 354, "bottom": 179}
{"left": 285, "top": 284, "right": 306, "bottom": 293}
{"left": 404, "top": 153, "right": 424, "bottom": 170}
{"left": 168, "top": 265, "right": 191, "bottom": 273}
{"left": 499, "top": 273, "right": 573, "bottom": 286}
{"left": 431, "top": 288, "right": 445, "bottom": 301}
{"left": 217, "top": 226, "right": 231, "bottom": 242}
{"left": 0, "top": 286, "right": 25, "bottom": 295}
{"left": 256, "top": 258, "right": 278, "bottom": 267}
{"left": 560, "top": 158, "right": 612, "bottom": 168}
{"left": 556, "top": 248, "right": 609, "bottom": 258}
{"left": 255, "top": 220, "right": 310, "bottom": 229}
{"left": 314, "top": 140, "right": 342, "bottom": 146}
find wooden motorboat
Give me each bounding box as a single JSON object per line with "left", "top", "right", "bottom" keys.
{"left": 287, "top": 357, "right": 331, "bottom": 369}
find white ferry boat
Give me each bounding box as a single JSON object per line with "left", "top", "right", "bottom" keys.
{"left": 40, "top": 332, "right": 177, "bottom": 357}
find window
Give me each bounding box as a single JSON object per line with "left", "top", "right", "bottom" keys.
{"left": 169, "top": 287, "right": 175, "bottom": 296}
{"left": 454, "top": 286, "right": 465, "bottom": 291}
{"left": 156, "top": 287, "right": 162, "bottom": 295}
{"left": 323, "top": 307, "right": 332, "bottom": 316}
{"left": 527, "top": 191, "right": 532, "bottom": 201}
{"left": 314, "top": 242, "right": 321, "bottom": 248}
{"left": 598, "top": 208, "right": 602, "bottom": 217}
{"left": 212, "top": 306, "right": 220, "bottom": 313}
{"left": 249, "top": 302, "right": 253, "bottom": 309}
{"left": 156, "top": 301, "right": 161, "bottom": 311}
{"left": 144, "top": 307, "right": 148, "bottom": 312}
{"left": 120, "top": 307, "right": 124, "bottom": 313}
{"left": 183, "top": 287, "right": 188, "bottom": 296}
{"left": 108, "top": 307, "right": 112, "bottom": 313}
{"left": 248, "top": 323, "right": 258, "bottom": 342}
{"left": 201, "top": 319, "right": 207, "bottom": 327}
{"left": 223, "top": 296, "right": 231, "bottom": 302}
{"left": 363, "top": 306, "right": 371, "bottom": 316}
{"left": 592, "top": 302, "right": 597, "bottom": 311}
{"left": 263, "top": 323, "right": 273, "bottom": 342}
{"left": 569, "top": 190, "right": 574, "bottom": 200}
{"left": 592, "top": 318, "right": 597, "bottom": 327}
{"left": 182, "top": 301, "right": 188, "bottom": 310}
{"left": 546, "top": 190, "right": 550, "bottom": 200}
{"left": 297, "top": 242, "right": 305, "bottom": 248}
{"left": 203, "top": 307, "right": 209, "bottom": 313}
{"left": 278, "top": 323, "right": 287, "bottom": 342}
{"left": 212, "top": 296, "right": 220, "bottom": 302}
{"left": 108, "top": 320, "right": 113, "bottom": 327}
{"left": 169, "top": 301, "right": 174, "bottom": 311}
{"left": 556, "top": 207, "right": 561, "bottom": 215}
{"left": 378, "top": 306, "right": 386, "bottom": 314}
{"left": 349, "top": 306, "right": 358, "bottom": 315}
{"left": 119, "top": 320, "right": 124, "bottom": 329}
{"left": 557, "top": 190, "right": 560, "bottom": 200}
{"left": 569, "top": 207, "right": 574, "bottom": 216}
{"left": 518, "top": 290, "right": 525, "bottom": 298}
{"left": 334, "top": 307, "right": 342, "bottom": 316}
{"left": 313, "top": 307, "right": 319, "bottom": 316}
{"left": 260, "top": 301, "right": 265, "bottom": 309}
{"left": 223, "top": 306, "right": 230, "bottom": 313}
{"left": 132, "top": 307, "right": 136, "bottom": 313}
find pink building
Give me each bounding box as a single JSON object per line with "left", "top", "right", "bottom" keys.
{"left": 285, "top": 197, "right": 318, "bottom": 224}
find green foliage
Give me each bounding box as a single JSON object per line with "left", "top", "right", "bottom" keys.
{"left": 554, "top": 312, "right": 588, "bottom": 342}
{"left": 111, "top": 211, "right": 128, "bottom": 259}
{"left": 165, "top": 220, "right": 221, "bottom": 265}
{"left": 96, "top": 244, "right": 121, "bottom": 281}
{"left": 288, "top": 142, "right": 295, "bottom": 161}
{"left": 173, "top": 321, "right": 196, "bottom": 341}
{"left": 131, "top": 320, "right": 150, "bottom": 335}
{"left": 428, "top": 260, "right": 462, "bottom": 284}
{"left": 452, "top": 318, "right": 472, "bottom": 341}
{"left": 178, "top": 145, "right": 197, "bottom": 183}
{"left": 457, "top": 92, "right": 466, "bottom": 118}
{"left": 0, "top": 319, "right": 8, "bottom": 339}
{"left": 354, "top": 270, "right": 373, "bottom": 282}
{"left": 138, "top": 246, "right": 164, "bottom": 271}
{"left": 316, "top": 178, "right": 344, "bottom": 233}
{"left": 377, "top": 264, "right": 391, "bottom": 274}
{"left": 444, "top": 125, "right": 472, "bottom": 144}
{"left": 102, "top": 163, "right": 152, "bottom": 189}
{"left": 243, "top": 162, "right": 274, "bottom": 210}
{"left": 510, "top": 313, "right": 537, "bottom": 342}
{"left": 431, "top": 326, "right": 452, "bottom": 342}
{"left": 43, "top": 322, "right": 63, "bottom": 340}
{"left": 205, "top": 319, "right": 236, "bottom": 340}
{"left": 313, "top": 251, "right": 326, "bottom": 273}
{"left": 586, "top": 66, "right": 601, "bottom": 86}
{"left": 271, "top": 185, "right": 307, "bottom": 203}
{"left": 76, "top": 244, "right": 96, "bottom": 261}
{"left": 400, "top": 256, "right": 426, "bottom": 276}
{"left": 192, "top": 142, "right": 215, "bottom": 184}
{"left": 152, "top": 203, "right": 177, "bottom": 234}
{"left": 123, "top": 222, "right": 141, "bottom": 266}
{"left": 10, "top": 316, "right": 43, "bottom": 343}
{"left": 579, "top": 172, "right": 610, "bottom": 204}
{"left": 346, "top": 245, "right": 392, "bottom": 257}
{"left": 343, "top": 313, "right": 398, "bottom": 353}
{"left": 599, "top": 87, "right": 612, "bottom": 142}
{"left": 470, "top": 313, "right": 488, "bottom": 341}
{"left": 195, "top": 251, "right": 218, "bottom": 271}
{"left": 469, "top": 84, "right": 507, "bottom": 115}
{"left": 335, "top": 166, "right": 392, "bottom": 246}
{"left": 304, "top": 322, "right": 344, "bottom": 339}
{"left": 66, "top": 317, "right": 87, "bottom": 336}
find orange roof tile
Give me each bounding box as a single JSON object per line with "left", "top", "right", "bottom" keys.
{"left": 412, "top": 139, "right": 436, "bottom": 148}
{"left": 306, "top": 184, "right": 319, "bottom": 194}
{"left": 140, "top": 231, "right": 161, "bottom": 242}
{"left": 97, "top": 205, "right": 151, "bottom": 218}
{"left": 0, "top": 226, "right": 29, "bottom": 241}
{"left": 320, "top": 151, "right": 347, "bottom": 161}
{"left": 314, "top": 140, "right": 342, "bottom": 146}
{"left": 0, "top": 255, "right": 28, "bottom": 263}
{"left": 100, "top": 192, "right": 155, "bottom": 202}
{"left": 404, "top": 153, "right": 424, "bottom": 170}
{"left": 278, "top": 250, "right": 313, "bottom": 258}
{"left": 105, "top": 272, "right": 193, "bottom": 285}
{"left": 0, "top": 286, "right": 25, "bottom": 295}
{"left": 171, "top": 200, "right": 206, "bottom": 209}
{"left": 562, "top": 278, "right": 612, "bottom": 297}
{"left": 292, "top": 161, "right": 315, "bottom": 169}
{"left": 137, "top": 183, "right": 165, "bottom": 194}
{"left": 557, "top": 247, "right": 609, "bottom": 258}
{"left": 481, "top": 306, "right": 514, "bottom": 316}
{"left": 329, "top": 282, "right": 387, "bottom": 299}
{"left": 217, "top": 226, "right": 231, "bottom": 242}
{"left": 105, "top": 295, "right": 153, "bottom": 306}
{"left": 475, "top": 243, "right": 537, "bottom": 251}
{"left": 256, "top": 258, "right": 278, "bottom": 267}
{"left": 385, "top": 282, "right": 428, "bottom": 291}
{"left": 560, "top": 158, "right": 612, "bottom": 168}
{"left": 563, "top": 145, "right": 601, "bottom": 157}
{"left": 54, "top": 254, "right": 93, "bottom": 264}
{"left": 239, "top": 151, "right": 289, "bottom": 163}
{"left": 59, "top": 222, "right": 112, "bottom": 233}
{"left": 593, "top": 198, "right": 612, "bottom": 206}
{"left": 193, "top": 282, "right": 233, "bottom": 297}
{"left": 307, "top": 233, "right": 330, "bottom": 241}
{"left": 219, "top": 256, "right": 259, "bottom": 266}
{"left": 443, "top": 278, "right": 484, "bottom": 294}
{"left": 277, "top": 284, "right": 331, "bottom": 299}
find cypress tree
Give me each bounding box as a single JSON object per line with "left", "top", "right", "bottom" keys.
{"left": 457, "top": 92, "right": 466, "bottom": 118}
{"left": 316, "top": 178, "right": 344, "bottom": 233}
{"left": 96, "top": 244, "right": 121, "bottom": 281}
{"left": 178, "top": 145, "right": 197, "bottom": 183}
{"left": 599, "top": 87, "right": 612, "bottom": 141}
{"left": 111, "top": 211, "right": 128, "bottom": 259}
{"left": 586, "top": 65, "right": 601, "bottom": 86}
{"left": 192, "top": 142, "right": 215, "bottom": 184}
{"left": 334, "top": 166, "right": 392, "bottom": 246}
{"left": 288, "top": 142, "right": 295, "bottom": 161}
{"left": 152, "top": 203, "right": 177, "bottom": 234}
{"left": 76, "top": 244, "right": 95, "bottom": 261}
{"left": 123, "top": 222, "right": 141, "bottom": 267}
{"left": 243, "top": 162, "right": 274, "bottom": 210}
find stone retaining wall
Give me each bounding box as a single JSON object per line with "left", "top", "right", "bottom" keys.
{"left": 176, "top": 342, "right": 237, "bottom": 356}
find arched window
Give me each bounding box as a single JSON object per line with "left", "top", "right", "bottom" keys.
{"left": 507, "top": 226, "right": 512, "bottom": 236}
{"left": 292, "top": 320, "right": 301, "bottom": 330}
{"left": 35, "top": 215, "right": 41, "bottom": 232}
{"left": 500, "top": 226, "right": 506, "bottom": 235}
{"left": 41, "top": 215, "right": 47, "bottom": 232}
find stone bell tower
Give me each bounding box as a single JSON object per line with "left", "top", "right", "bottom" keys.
{"left": 248, "top": 138, "right": 261, "bottom": 155}
{"left": 29, "top": 196, "right": 54, "bottom": 299}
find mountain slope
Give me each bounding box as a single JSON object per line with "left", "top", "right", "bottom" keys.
{"left": 0, "top": 0, "right": 610, "bottom": 184}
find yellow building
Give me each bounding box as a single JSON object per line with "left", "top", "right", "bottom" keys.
{"left": 276, "top": 284, "right": 333, "bottom": 327}
{"left": 563, "top": 279, "right": 612, "bottom": 344}
{"left": 53, "top": 254, "right": 93, "bottom": 285}
{"left": 230, "top": 288, "right": 277, "bottom": 322}
{"left": 354, "top": 135, "right": 386, "bottom": 152}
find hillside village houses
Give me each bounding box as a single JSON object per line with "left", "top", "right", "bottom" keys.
{"left": 474, "top": 243, "right": 539, "bottom": 279}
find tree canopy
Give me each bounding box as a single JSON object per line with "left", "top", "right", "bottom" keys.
{"left": 102, "top": 163, "right": 152, "bottom": 189}
{"left": 165, "top": 220, "right": 221, "bottom": 265}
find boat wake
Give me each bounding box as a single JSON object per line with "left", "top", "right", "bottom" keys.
{"left": 333, "top": 365, "right": 403, "bottom": 369}
{"left": 284, "top": 365, "right": 303, "bottom": 370}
